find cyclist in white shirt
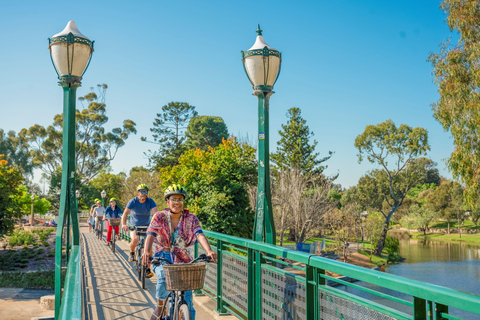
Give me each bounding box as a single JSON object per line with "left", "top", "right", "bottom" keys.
{"left": 94, "top": 201, "right": 106, "bottom": 232}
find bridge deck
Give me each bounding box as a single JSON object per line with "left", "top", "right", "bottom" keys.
{"left": 80, "top": 223, "right": 225, "bottom": 320}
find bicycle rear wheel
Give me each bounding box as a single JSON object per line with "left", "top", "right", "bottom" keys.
{"left": 177, "top": 303, "right": 190, "bottom": 320}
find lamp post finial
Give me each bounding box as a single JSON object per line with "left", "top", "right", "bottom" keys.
{"left": 256, "top": 24, "right": 263, "bottom": 36}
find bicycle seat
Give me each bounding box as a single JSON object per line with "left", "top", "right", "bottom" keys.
{"left": 134, "top": 226, "right": 148, "bottom": 236}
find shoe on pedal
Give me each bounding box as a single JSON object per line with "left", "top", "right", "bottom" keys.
{"left": 146, "top": 268, "right": 154, "bottom": 278}
{"left": 106, "top": 242, "right": 110, "bottom": 246}
{"left": 129, "top": 253, "right": 135, "bottom": 262}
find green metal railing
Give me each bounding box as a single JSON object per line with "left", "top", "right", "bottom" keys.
{"left": 196, "top": 230, "right": 480, "bottom": 320}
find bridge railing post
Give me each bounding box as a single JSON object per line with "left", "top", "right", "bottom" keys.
{"left": 248, "top": 248, "right": 255, "bottom": 319}
{"left": 215, "top": 239, "right": 228, "bottom": 315}
{"left": 306, "top": 265, "right": 319, "bottom": 320}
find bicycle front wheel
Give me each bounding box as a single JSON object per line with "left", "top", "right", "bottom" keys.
{"left": 141, "top": 265, "right": 145, "bottom": 289}
{"left": 111, "top": 229, "right": 116, "bottom": 253}
{"left": 135, "top": 247, "right": 142, "bottom": 280}
{"left": 177, "top": 303, "right": 190, "bottom": 320}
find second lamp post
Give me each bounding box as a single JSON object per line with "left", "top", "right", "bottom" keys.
{"left": 242, "top": 25, "right": 282, "bottom": 245}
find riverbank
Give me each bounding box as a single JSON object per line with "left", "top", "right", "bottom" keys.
{"left": 409, "top": 232, "right": 480, "bottom": 245}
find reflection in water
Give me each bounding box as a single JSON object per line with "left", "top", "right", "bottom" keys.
{"left": 383, "top": 240, "right": 480, "bottom": 319}
{"left": 396, "top": 240, "right": 480, "bottom": 264}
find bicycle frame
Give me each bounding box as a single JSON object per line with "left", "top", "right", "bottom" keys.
{"left": 130, "top": 226, "right": 148, "bottom": 289}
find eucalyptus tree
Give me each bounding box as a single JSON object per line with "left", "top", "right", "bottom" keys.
{"left": 355, "top": 120, "right": 431, "bottom": 256}
{"left": 429, "top": 0, "right": 480, "bottom": 205}
{"left": 0, "top": 129, "right": 33, "bottom": 177}
{"left": 424, "top": 180, "right": 464, "bottom": 235}
{"left": 24, "top": 84, "right": 137, "bottom": 183}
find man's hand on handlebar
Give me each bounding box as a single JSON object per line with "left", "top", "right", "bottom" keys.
{"left": 142, "top": 251, "right": 152, "bottom": 266}
{"left": 122, "top": 224, "right": 129, "bottom": 232}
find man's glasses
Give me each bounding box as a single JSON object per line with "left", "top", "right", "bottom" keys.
{"left": 170, "top": 199, "right": 184, "bottom": 204}
{"left": 139, "top": 190, "right": 148, "bottom": 194}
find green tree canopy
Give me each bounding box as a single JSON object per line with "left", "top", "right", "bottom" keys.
{"left": 0, "top": 156, "right": 23, "bottom": 237}
{"left": 355, "top": 119, "right": 431, "bottom": 256}
{"left": 424, "top": 180, "right": 464, "bottom": 234}
{"left": 0, "top": 129, "right": 33, "bottom": 177}
{"left": 429, "top": 1, "right": 480, "bottom": 205}
{"left": 18, "top": 185, "right": 51, "bottom": 215}
{"left": 271, "top": 107, "right": 332, "bottom": 175}
{"left": 142, "top": 102, "right": 198, "bottom": 169}
{"left": 400, "top": 203, "right": 437, "bottom": 235}
{"left": 184, "top": 116, "right": 229, "bottom": 151}
{"left": 159, "top": 137, "right": 256, "bottom": 238}
{"left": 24, "top": 84, "right": 137, "bottom": 183}
{"left": 80, "top": 171, "right": 126, "bottom": 210}
{"left": 120, "top": 167, "right": 163, "bottom": 207}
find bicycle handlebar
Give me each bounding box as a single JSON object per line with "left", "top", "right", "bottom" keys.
{"left": 150, "top": 253, "right": 212, "bottom": 266}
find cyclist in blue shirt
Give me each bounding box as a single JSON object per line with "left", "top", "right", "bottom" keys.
{"left": 122, "top": 184, "right": 158, "bottom": 277}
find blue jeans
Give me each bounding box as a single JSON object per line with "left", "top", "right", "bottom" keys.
{"left": 153, "top": 251, "right": 196, "bottom": 320}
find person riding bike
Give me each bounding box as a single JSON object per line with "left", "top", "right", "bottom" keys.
{"left": 141, "top": 184, "right": 217, "bottom": 320}
{"left": 94, "top": 199, "right": 106, "bottom": 234}
{"left": 89, "top": 199, "right": 101, "bottom": 232}
{"left": 122, "top": 184, "right": 158, "bottom": 278}
{"left": 105, "top": 197, "right": 123, "bottom": 246}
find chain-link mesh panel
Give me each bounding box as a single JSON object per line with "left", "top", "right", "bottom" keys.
{"left": 222, "top": 253, "right": 248, "bottom": 314}
{"left": 319, "top": 290, "right": 397, "bottom": 320}
{"left": 198, "top": 246, "right": 217, "bottom": 293}
{"left": 262, "top": 267, "right": 307, "bottom": 320}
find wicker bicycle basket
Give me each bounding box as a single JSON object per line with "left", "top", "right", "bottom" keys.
{"left": 162, "top": 262, "right": 207, "bottom": 291}
{"left": 107, "top": 218, "right": 121, "bottom": 227}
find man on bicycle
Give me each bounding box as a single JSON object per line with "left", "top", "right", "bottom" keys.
{"left": 94, "top": 200, "right": 106, "bottom": 234}
{"left": 122, "top": 184, "right": 158, "bottom": 278}
{"left": 142, "top": 184, "right": 217, "bottom": 320}
{"left": 105, "top": 197, "right": 123, "bottom": 246}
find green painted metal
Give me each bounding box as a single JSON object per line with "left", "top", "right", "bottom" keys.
{"left": 255, "top": 251, "right": 262, "bottom": 320}
{"left": 215, "top": 240, "right": 228, "bottom": 314}
{"left": 252, "top": 90, "right": 276, "bottom": 246}
{"left": 247, "top": 248, "right": 254, "bottom": 320}
{"left": 58, "top": 245, "right": 82, "bottom": 319}
{"left": 201, "top": 230, "right": 480, "bottom": 320}
{"left": 55, "top": 82, "right": 80, "bottom": 319}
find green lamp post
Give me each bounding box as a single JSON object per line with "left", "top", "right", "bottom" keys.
{"left": 49, "top": 21, "right": 94, "bottom": 319}
{"left": 241, "top": 25, "right": 281, "bottom": 245}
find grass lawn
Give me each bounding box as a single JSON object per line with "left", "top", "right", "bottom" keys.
{"left": 0, "top": 270, "right": 55, "bottom": 289}
{"left": 410, "top": 232, "right": 480, "bottom": 245}
{"left": 429, "top": 220, "right": 480, "bottom": 230}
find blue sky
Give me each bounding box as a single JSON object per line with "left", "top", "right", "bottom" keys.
{"left": 0, "top": 1, "right": 455, "bottom": 189}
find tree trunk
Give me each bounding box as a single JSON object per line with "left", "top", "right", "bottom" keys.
{"left": 447, "top": 221, "right": 450, "bottom": 235}
{"left": 373, "top": 218, "right": 390, "bottom": 256}
{"left": 287, "top": 228, "right": 295, "bottom": 241}
{"left": 457, "top": 215, "right": 461, "bottom": 239}
{"left": 279, "top": 208, "right": 286, "bottom": 246}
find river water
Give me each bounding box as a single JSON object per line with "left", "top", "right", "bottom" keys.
{"left": 384, "top": 240, "right": 480, "bottom": 319}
